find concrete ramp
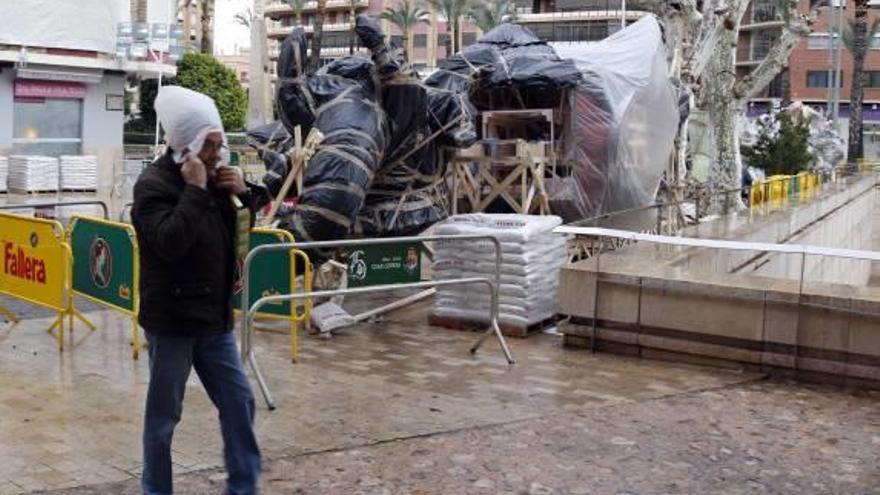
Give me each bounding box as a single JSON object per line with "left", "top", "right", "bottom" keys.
{"left": 558, "top": 174, "right": 880, "bottom": 387}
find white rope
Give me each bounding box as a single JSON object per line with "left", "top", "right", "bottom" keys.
{"left": 554, "top": 226, "right": 880, "bottom": 262}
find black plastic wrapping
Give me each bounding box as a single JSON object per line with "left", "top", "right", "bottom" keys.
{"left": 264, "top": 15, "right": 480, "bottom": 242}
{"left": 274, "top": 25, "right": 389, "bottom": 244}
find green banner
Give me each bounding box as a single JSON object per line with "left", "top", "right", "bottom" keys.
{"left": 234, "top": 230, "right": 293, "bottom": 317}
{"left": 70, "top": 217, "right": 137, "bottom": 313}
{"left": 345, "top": 243, "right": 421, "bottom": 288}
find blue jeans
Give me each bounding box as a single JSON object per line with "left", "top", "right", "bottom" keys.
{"left": 142, "top": 331, "right": 261, "bottom": 495}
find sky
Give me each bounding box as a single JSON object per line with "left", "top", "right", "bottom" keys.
{"left": 215, "top": 0, "right": 253, "bottom": 55}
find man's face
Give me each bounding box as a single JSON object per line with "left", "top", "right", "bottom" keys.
{"left": 198, "top": 131, "right": 224, "bottom": 180}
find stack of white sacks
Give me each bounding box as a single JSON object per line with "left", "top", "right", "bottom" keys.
{"left": 432, "top": 214, "right": 568, "bottom": 328}
{"left": 7, "top": 155, "right": 59, "bottom": 192}
{"left": 59, "top": 155, "right": 98, "bottom": 190}
{"left": 0, "top": 156, "right": 8, "bottom": 193}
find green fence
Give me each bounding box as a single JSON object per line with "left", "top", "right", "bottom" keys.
{"left": 69, "top": 216, "right": 138, "bottom": 314}
{"left": 345, "top": 242, "right": 421, "bottom": 288}
{"left": 234, "top": 228, "right": 297, "bottom": 318}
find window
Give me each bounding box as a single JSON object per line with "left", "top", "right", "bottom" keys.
{"left": 438, "top": 33, "right": 449, "bottom": 47}
{"left": 414, "top": 34, "right": 427, "bottom": 48}
{"left": 751, "top": 30, "right": 779, "bottom": 60}
{"left": 766, "top": 71, "right": 787, "bottom": 98}
{"left": 391, "top": 35, "right": 403, "bottom": 48}
{"left": 13, "top": 98, "right": 83, "bottom": 156}
{"left": 866, "top": 71, "right": 880, "bottom": 87}
{"left": 808, "top": 33, "right": 832, "bottom": 49}
{"left": 752, "top": 0, "right": 780, "bottom": 22}
{"left": 552, "top": 22, "right": 607, "bottom": 42}
{"left": 462, "top": 32, "right": 477, "bottom": 46}
{"left": 806, "top": 70, "right": 843, "bottom": 88}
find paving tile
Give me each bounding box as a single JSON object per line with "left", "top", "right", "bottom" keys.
{"left": 0, "top": 302, "right": 756, "bottom": 493}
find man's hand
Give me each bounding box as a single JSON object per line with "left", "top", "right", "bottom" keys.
{"left": 181, "top": 152, "right": 208, "bottom": 190}
{"left": 215, "top": 165, "right": 247, "bottom": 195}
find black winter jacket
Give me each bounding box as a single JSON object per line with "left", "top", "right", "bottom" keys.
{"left": 131, "top": 151, "right": 268, "bottom": 337}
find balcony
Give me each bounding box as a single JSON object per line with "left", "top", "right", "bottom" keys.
{"left": 268, "top": 46, "right": 369, "bottom": 60}
{"left": 736, "top": 59, "right": 763, "bottom": 67}
{"left": 739, "top": 20, "right": 785, "bottom": 31}
{"left": 516, "top": 9, "right": 646, "bottom": 23}
{"left": 267, "top": 22, "right": 354, "bottom": 39}
{"left": 265, "top": 0, "right": 369, "bottom": 17}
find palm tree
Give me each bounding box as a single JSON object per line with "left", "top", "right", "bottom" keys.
{"left": 348, "top": 0, "right": 360, "bottom": 55}
{"left": 181, "top": 0, "right": 197, "bottom": 51}
{"left": 309, "top": 0, "right": 328, "bottom": 71}
{"left": 427, "top": 0, "right": 469, "bottom": 58}
{"left": 200, "top": 0, "right": 215, "bottom": 54}
{"left": 843, "top": 0, "right": 879, "bottom": 167}
{"left": 131, "top": 0, "right": 147, "bottom": 23}
{"left": 233, "top": 8, "right": 253, "bottom": 29}
{"left": 286, "top": 0, "right": 307, "bottom": 26}
{"left": 380, "top": 0, "right": 431, "bottom": 59}
{"left": 468, "top": 0, "right": 515, "bottom": 34}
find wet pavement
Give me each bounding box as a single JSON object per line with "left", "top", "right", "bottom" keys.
{"left": 0, "top": 297, "right": 878, "bottom": 494}
{"left": 48, "top": 380, "right": 880, "bottom": 495}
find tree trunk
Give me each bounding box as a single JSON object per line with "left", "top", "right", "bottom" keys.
{"left": 403, "top": 32, "right": 410, "bottom": 60}
{"left": 182, "top": 2, "right": 193, "bottom": 50}
{"left": 453, "top": 16, "right": 461, "bottom": 53}
{"left": 848, "top": 0, "right": 869, "bottom": 167}
{"left": 444, "top": 23, "right": 453, "bottom": 59}
{"left": 706, "top": 20, "right": 743, "bottom": 214}
{"left": 201, "top": 0, "right": 214, "bottom": 54}
{"left": 349, "top": 5, "right": 356, "bottom": 55}
{"left": 310, "top": 0, "right": 327, "bottom": 71}
{"left": 134, "top": 0, "right": 147, "bottom": 23}
{"left": 297, "top": 10, "right": 303, "bottom": 25}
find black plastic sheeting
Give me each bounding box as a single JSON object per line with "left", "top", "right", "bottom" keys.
{"left": 424, "top": 23, "right": 582, "bottom": 109}
{"left": 262, "top": 15, "right": 477, "bottom": 243}
{"left": 246, "top": 121, "right": 290, "bottom": 151}
{"left": 273, "top": 26, "right": 388, "bottom": 244}
{"left": 259, "top": 19, "right": 601, "bottom": 242}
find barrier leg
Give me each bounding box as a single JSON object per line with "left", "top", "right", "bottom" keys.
{"left": 248, "top": 350, "right": 276, "bottom": 410}
{"left": 132, "top": 317, "right": 140, "bottom": 360}
{"left": 469, "top": 319, "right": 515, "bottom": 365}
{"left": 55, "top": 312, "right": 64, "bottom": 351}
{"left": 73, "top": 309, "right": 96, "bottom": 331}
{"left": 290, "top": 318, "right": 298, "bottom": 364}
{"left": 0, "top": 305, "right": 19, "bottom": 326}
{"left": 47, "top": 314, "right": 62, "bottom": 334}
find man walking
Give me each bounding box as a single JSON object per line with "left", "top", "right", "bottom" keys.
{"left": 132, "top": 86, "right": 263, "bottom": 495}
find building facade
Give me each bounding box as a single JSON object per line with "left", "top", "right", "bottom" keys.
{"left": 261, "top": 0, "right": 646, "bottom": 78}
{"left": 0, "top": 1, "right": 177, "bottom": 193}
{"left": 218, "top": 50, "right": 251, "bottom": 91}
{"left": 737, "top": 0, "right": 880, "bottom": 155}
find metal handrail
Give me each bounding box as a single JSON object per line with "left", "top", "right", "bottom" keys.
{"left": 119, "top": 202, "right": 135, "bottom": 222}
{"left": 572, "top": 167, "right": 876, "bottom": 232}
{"left": 0, "top": 200, "right": 109, "bottom": 220}
{"left": 240, "top": 234, "right": 511, "bottom": 410}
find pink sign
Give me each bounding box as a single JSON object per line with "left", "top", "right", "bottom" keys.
{"left": 14, "top": 80, "right": 86, "bottom": 99}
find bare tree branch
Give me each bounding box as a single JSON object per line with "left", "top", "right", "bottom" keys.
{"left": 732, "top": 12, "right": 813, "bottom": 100}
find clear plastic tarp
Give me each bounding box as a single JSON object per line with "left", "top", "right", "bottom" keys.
{"left": 550, "top": 16, "right": 679, "bottom": 216}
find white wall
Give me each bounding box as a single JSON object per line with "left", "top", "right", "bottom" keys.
{"left": 82, "top": 73, "right": 126, "bottom": 194}
{"left": 0, "top": 68, "right": 13, "bottom": 155}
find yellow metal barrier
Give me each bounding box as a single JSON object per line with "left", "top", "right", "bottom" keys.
{"left": 0, "top": 212, "right": 93, "bottom": 350}
{"left": 289, "top": 248, "right": 311, "bottom": 363}
{"left": 241, "top": 228, "right": 312, "bottom": 363}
